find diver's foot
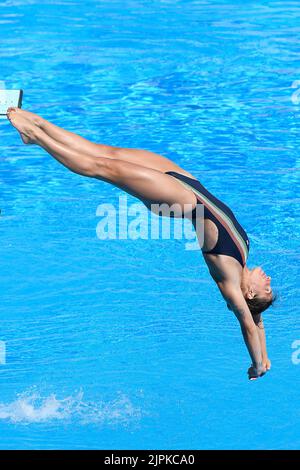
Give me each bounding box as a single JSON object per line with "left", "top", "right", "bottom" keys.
{"left": 7, "top": 109, "right": 38, "bottom": 144}
{"left": 7, "top": 107, "right": 44, "bottom": 128}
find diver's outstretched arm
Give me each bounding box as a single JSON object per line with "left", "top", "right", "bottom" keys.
{"left": 219, "top": 282, "right": 267, "bottom": 380}
{"left": 255, "top": 316, "right": 271, "bottom": 371}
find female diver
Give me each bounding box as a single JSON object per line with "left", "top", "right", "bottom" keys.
{"left": 6, "top": 107, "right": 276, "bottom": 380}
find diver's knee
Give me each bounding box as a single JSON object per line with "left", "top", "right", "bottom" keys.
{"left": 96, "top": 144, "right": 120, "bottom": 159}
{"left": 93, "top": 157, "right": 123, "bottom": 180}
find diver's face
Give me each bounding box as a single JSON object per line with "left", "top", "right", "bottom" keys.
{"left": 249, "top": 267, "right": 272, "bottom": 300}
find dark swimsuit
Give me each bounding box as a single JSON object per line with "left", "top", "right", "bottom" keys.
{"left": 165, "top": 171, "right": 250, "bottom": 268}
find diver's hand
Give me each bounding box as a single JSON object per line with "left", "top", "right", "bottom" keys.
{"left": 263, "top": 358, "right": 271, "bottom": 371}
{"left": 248, "top": 363, "right": 267, "bottom": 380}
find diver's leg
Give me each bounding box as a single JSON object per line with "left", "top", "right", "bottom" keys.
{"left": 7, "top": 107, "right": 117, "bottom": 156}
{"left": 7, "top": 111, "right": 197, "bottom": 216}
{"left": 7, "top": 107, "right": 196, "bottom": 178}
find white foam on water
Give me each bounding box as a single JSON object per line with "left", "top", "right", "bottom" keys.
{"left": 0, "top": 389, "right": 141, "bottom": 425}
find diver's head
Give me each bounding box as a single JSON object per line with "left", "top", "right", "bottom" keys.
{"left": 241, "top": 266, "right": 277, "bottom": 315}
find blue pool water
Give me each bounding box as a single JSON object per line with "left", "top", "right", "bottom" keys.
{"left": 0, "top": 0, "right": 299, "bottom": 450}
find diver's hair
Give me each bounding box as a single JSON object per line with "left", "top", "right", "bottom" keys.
{"left": 246, "top": 292, "right": 278, "bottom": 316}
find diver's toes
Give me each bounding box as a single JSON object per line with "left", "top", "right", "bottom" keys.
{"left": 7, "top": 107, "right": 17, "bottom": 119}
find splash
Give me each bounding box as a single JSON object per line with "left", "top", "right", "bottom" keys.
{"left": 0, "top": 389, "right": 141, "bottom": 425}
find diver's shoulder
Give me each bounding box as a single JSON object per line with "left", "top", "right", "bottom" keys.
{"left": 203, "top": 252, "right": 242, "bottom": 283}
